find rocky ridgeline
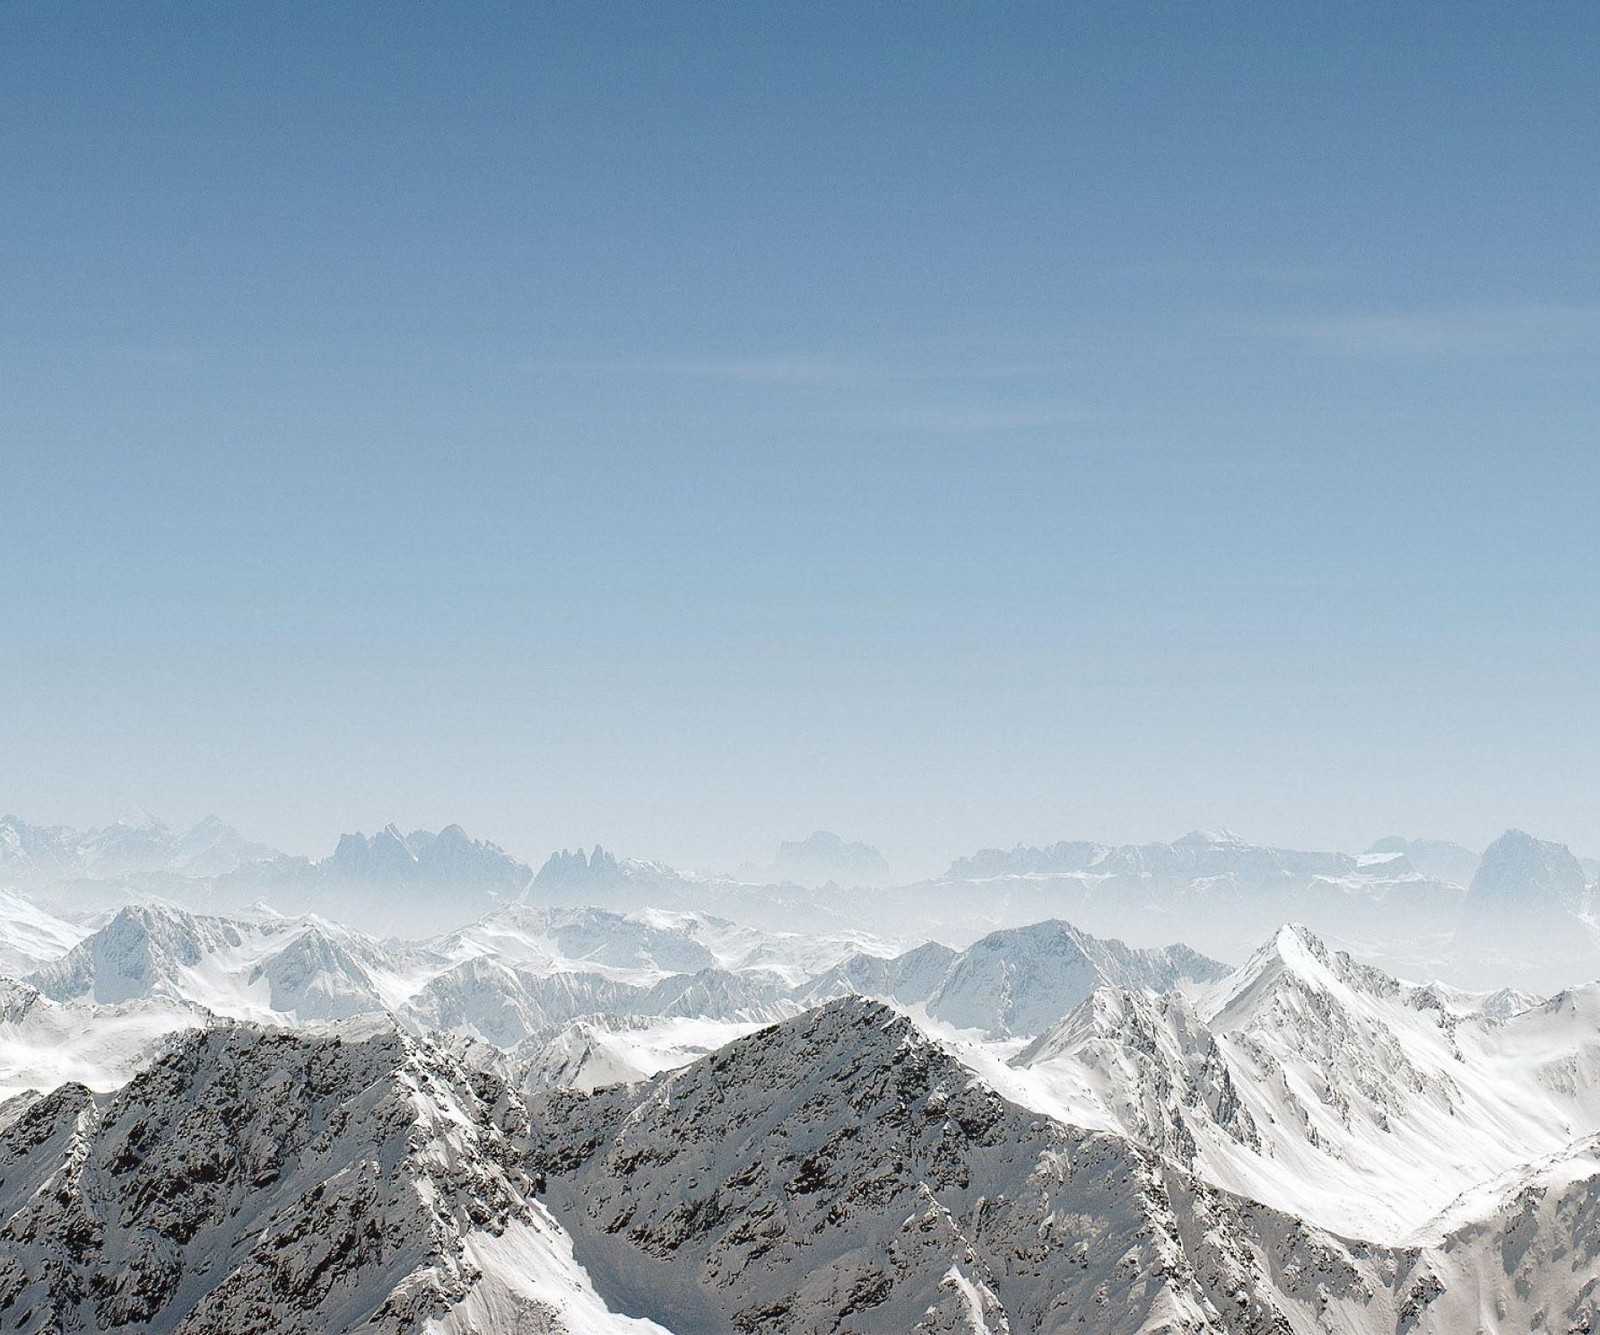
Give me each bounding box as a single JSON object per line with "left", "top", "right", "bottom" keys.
{"left": 0, "top": 1023, "right": 620, "bottom": 1334}
{"left": 4, "top": 995, "right": 1600, "bottom": 1330}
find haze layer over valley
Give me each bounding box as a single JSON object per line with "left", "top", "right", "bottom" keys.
{"left": 9, "top": 811, "right": 1597, "bottom": 990}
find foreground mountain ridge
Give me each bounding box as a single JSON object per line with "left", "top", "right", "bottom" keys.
{"left": 6, "top": 909, "right": 1600, "bottom": 1331}
{"left": 0, "top": 1021, "right": 665, "bottom": 1334}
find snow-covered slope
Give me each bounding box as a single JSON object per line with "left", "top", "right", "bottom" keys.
{"left": 510, "top": 1013, "right": 768, "bottom": 1093}
{"left": 0, "top": 890, "right": 86, "bottom": 975}
{"left": 1008, "top": 923, "right": 1600, "bottom": 1243}
{"left": 25, "top": 903, "right": 424, "bottom": 1021}
{"left": 12, "top": 958, "right": 1600, "bottom": 1331}
{"left": 7, "top": 902, "right": 812, "bottom": 1092}
{"left": 535, "top": 996, "right": 1227, "bottom": 1333}
{"left": 429, "top": 904, "right": 895, "bottom": 989}
{"left": 801, "top": 919, "right": 1226, "bottom": 1038}
{"left": 0, "top": 978, "right": 211, "bottom": 1101}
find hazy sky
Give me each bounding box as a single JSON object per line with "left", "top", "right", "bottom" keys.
{"left": 5, "top": 3, "right": 1600, "bottom": 873}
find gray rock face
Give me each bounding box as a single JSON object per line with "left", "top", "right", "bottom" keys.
{"left": 8, "top": 987, "right": 1600, "bottom": 1332}
{"left": 534, "top": 997, "right": 1230, "bottom": 1333}
{"left": 1365, "top": 837, "right": 1479, "bottom": 886}
{"left": 530, "top": 996, "right": 1469, "bottom": 1335}
{"left": 0, "top": 1023, "right": 587, "bottom": 1334}
{"left": 317, "top": 823, "right": 531, "bottom": 895}
{"left": 533, "top": 845, "right": 628, "bottom": 895}
{"left": 1466, "top": 828, "right": 1587, "bottom": 914}
{"left": 772, "top": 832, "right": 890, "bottom": 888}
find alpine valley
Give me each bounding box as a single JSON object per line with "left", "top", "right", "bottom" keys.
{"left": 4, "top": 814, "right": 1600, "bottom": 1333}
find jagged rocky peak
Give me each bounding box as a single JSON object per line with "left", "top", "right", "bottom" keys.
{"left": 534, "top": 996, "right": 1144, "bottom": 1330}
{"left": 1200, "top": 922, "right": 1404, "bottom": 1026}
{"left": 1015, "top": 979, "right": 1182, "bottom": 1066}
{"left": 771, "top": 829, "right": 890, "bottom": 887}
{"left": 328, "top": 822, "right": 419, "bottom": 877}
{"left": 532, "top": 993, "right": 1422, "bottom": 1334}
{"left": 319, "top": 822, "right": 532, "bottom": 893}
{"left": 533, "top": 843, "right": 625, "bottom": 891}
{"left": 1466, "top": 828, "right": 1588, "bottom": 913}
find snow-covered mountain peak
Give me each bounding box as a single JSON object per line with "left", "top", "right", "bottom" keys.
{"left": 991, "top": 922, "right": 1600, "bottom": 1243}
{"left": 536, "top": 988, "right": 1481, "bottom": 1333}
{"left": 926, "top": 918, "right": 1226, "bottom": 1038}
{"left": 27, "top": 902, "right": 245, "bottom": 1006}
{"left": 1198, "top": 921, "right": 1411, "bottom": 1033}
{"left": 1174, "top": 827, "right": 1247, "bottom": 847}
{"left": 111, "top": 805, "right": 166, "bottom": 833}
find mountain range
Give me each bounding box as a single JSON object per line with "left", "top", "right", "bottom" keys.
{"left": 7, "top": 814, "right": 1600, "bottom": 988}
{"left": 8, "top": 954, "right": 1600, "bottom": 1331}
{"left": 0, "top": 809, "right": 277, "bottom": 886}
{"left": 8, "top": 811, "right": 1600, "bottom": 1328}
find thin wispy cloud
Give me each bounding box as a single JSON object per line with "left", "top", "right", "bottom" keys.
{"left": 850, "top": 400, "right": 1081, "bottom": 434}
{"left": 1259, "top": 305, "right": 1600, "bottom": 357}
{"left": 543, "top": 353, "right": 1084, "bottom": 436}
{"left": 629, "top": 355, "right": 880, "bottom": 386}
{"left": 549, "top": 353, "right": 1069, "bottom": 388}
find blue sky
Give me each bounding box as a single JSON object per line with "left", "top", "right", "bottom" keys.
{"left": 5, "top": 3, "right": 1600, "bottom": 871}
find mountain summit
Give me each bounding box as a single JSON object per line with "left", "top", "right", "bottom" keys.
{"left": 772, "top": 830, "right": 890, "bottom": 887}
